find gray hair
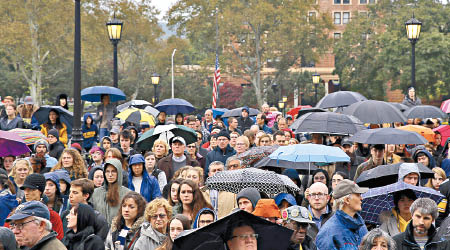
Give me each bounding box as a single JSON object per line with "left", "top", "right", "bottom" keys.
{"left": 34, "top": 217, "right": 52, "bottom": 232}
{"left": 410, "top": 198, "right": 438, "bottom": 219}
{"left": 333, "top": 194, "right": 351, "bottom": 211}
{"left": 225, "top": 156, "right": 241, "bottom": 167}
{"left": 209, "top": 161, "right": 226, "bottom": 171}
{"left": 359, "top": 228, "right": 396, "bottom": 250}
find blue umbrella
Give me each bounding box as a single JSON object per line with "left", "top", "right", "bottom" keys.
{"left": 81, "top": 86, "right": 126, "bottom": 102}
{"left": 361, "top": 181, "right": 444, "bottom": 224}
{"left": 212, "top": 108, "right": 228, "bottom": 118}
{"left": 268, "top": 144, "right": 350, "bottom": 163}
{"left": 155, "top": 98, "right": 195, "bottom": 115}
{"left": 32, "top": 106, "right": 74, "bottom": 134}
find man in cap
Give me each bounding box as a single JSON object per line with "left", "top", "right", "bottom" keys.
{"left": 237, "top": 106, "right": 254, "bottom": 132}
{"left": 281, "top": 205, "right": 316, "bottom": 250}
{"left": 158, "top": 136, "right": 199, "bottom": 181}
{"left": 354, "top": 144, "right": 386, "bottom": 181}
{"left": 33, "top": 139, "right": 58, "bottom": 168}
{"left": 315, "top": 179, "right": 368, "bottom": 249}
{"left": 7, "top": 200, "right": 67, "bottom": 249}
{"left": 335, "top": 138, "right": 365, "bottom": 180}
{"left": 236, "top": 187, "right": 261, "bottom": 213}
{"left": 205, "top": 130, "right": 236, "bottom": 175}
{"left": 109, "top": 126, "right": 121, "bottom": 148}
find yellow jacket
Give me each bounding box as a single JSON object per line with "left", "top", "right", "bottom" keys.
{"left": 41, "top": 123, "right": 68, "bottom": 147}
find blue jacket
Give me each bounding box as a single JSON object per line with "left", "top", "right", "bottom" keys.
{"left": 128, "top": 168, "right": 161, "bottom": 202}
{"left": 205, "top": 144, "right": 236, "bottom": 174}
{"left": 82, "top": 113, "right": 98, "bottom": 149}
{"left": 316, "top": 210, "right": 368, "bottom": 250}
{"left": 260, "top": 124, "right": 273, "bottom": 134}
{"left": 0, "top": 191, "right": 18, "bottom": 226}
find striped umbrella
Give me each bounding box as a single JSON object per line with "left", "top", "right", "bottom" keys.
{"left": 10, "top": 128, "right": 46, "bottom": 146}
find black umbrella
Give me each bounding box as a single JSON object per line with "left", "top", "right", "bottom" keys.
{"left": 32, "top": 106, "right": 74, "bottom": 134}
{"left": 355, "top": 162, "right": 434, "bottom": 188}
{"left": 316, "top": 91, "right": 367, "bottom": 109}
{"left": 403, "top": 105, "right": 447, "bottom": 119}
{"left": 221, "top": 107, "right": 260, "bottom": 118}
{"left": 173, "top": 210, "right": 293, "bottom": 250}
{"left": 348, "top": 127, "right": 428, "bottom": 145}
{"left": 289, "top": 112, "right": 366, "bottom": 135}
{"left": 389, "top": 102, "right": 410, "bottom": 112}
{"left": 254, "top": 157, "right": 318, "bottom": 174}
{"left": 343, "top": 100, "right": 407, "bottom": 124}
{"left": 296, "top": 107, "right": 327, "bottom": 118}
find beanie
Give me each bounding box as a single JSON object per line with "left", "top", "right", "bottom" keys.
{"left": 214, "top": 130, "right": 230, "bottom": 140}
{"left": 47, "top": 128, "right": 59, "bottom": 139}
{"left": 236, "top": 187, "right": 261, "bottom": 209}
{"left": 21, "top": 173, "right": 46, "bottom": 194}
{"left": 33, "top": 139, "right": 49, "bottom": 152}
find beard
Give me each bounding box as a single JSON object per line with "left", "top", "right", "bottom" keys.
{"left": 413, "top": 225, "right": 427, "bottom": 235}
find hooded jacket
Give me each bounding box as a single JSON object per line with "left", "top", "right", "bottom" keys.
{"left": 205, "top": 144, "right": 236, "bottom": 174}
{"left": 91, "top": 158, "right": 131, "bottom": 224}
{"left": 134, "top": 221, "right": 167, "bottom": 250}
{"left": 393, "top": 221, "right": 450, "bottom": 250}
{"left": 0, "top": 227, "right": 16, "bottom": 250}
{"left": 0, "top": 189, "right": 18, "bottom": 226}
{"left": 82, "top": 113, "right": 99, "bottom": 150}
{"left": 398, "top": 163, "right": 421, "bottom": 185}
{"left": 412, "top": 147, "right": 436, "bottom": 169}
{"left": 128, "top": 166, "right": 161, "bottom": 202}
{"left": 193, "top": 207, "right": 218, "bottom": 229}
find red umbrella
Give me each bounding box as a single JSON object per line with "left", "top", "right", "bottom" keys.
{"left": 434, "top": 125, "right": 450, "bottom": 146}
{"left": 287, "top": 105, "right": 312, "bottom": 117}
{"left": 441, "top": 99, "right": 450, "bottom": 113}
{"left": 0, "top": 131, "right": 31, "bottom": 157}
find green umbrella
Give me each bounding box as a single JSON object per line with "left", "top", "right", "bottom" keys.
{"left": 136, "top": 124, "right": 197, "bottom": 151}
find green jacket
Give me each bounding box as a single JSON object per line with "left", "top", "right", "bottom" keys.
{"left": 30, "top": 231, "right": 67, "bottom": 250}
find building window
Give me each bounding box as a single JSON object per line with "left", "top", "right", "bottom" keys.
{"left": 360, "top": 0, "right": 367, "bottom": 3}
{"left": 343, "top": 0, "right": 350, "bottom": 4}
{"left": 334, "top": 0, "right": 341, "bottom": 4}
{"left": 308, "top": 11, "right": 317, "bottom": 22}
{"left": 334, "top": 33, "right": 341, "bottom": 39}
{"left": 369, "top": 0, "right": 376, "bottom": 3}
{"left": 343, "top": 12, "right": 350, "bottom": 24}
{"left": 334, "top": 12, "right": 341, "bottom": 24}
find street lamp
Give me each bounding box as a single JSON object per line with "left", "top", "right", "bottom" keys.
{"left": 278, "top": 101, "right": 285, "bottom": 116}
{"left": 151, "top": 73, "right": 160, "bottom": 104}
{"left": 282, "top": 95, "right": 288, "bottom": 103}
{"left": 405, "top": 14, "right": 421, "bottom": 88}
{"left": 106, "top": 14, "right": 123, "bottom": 88}
{"left": 72, "top": 0, "right": 82, "bottom": 144}
{"left": 312, "top": 73, "right": 320, "bottom": 105}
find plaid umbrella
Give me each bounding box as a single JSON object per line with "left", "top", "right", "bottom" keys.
{"left": 237, "top": 145, "right": 279, "bottom": 168}
{"left": 205, "top": 168, "right": 301, "bottom": 195}
{"left": 10, "top": 128, "right": 46, "bottom": 146}
{"left": 361, "top": 181, "right": 444, "bottom": 224}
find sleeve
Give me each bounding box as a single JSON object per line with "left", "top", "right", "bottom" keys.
{"left": 59, "top": 126, "right": 68, "bottom": 146}
{"left": 49, "top": 209, "right": 64, "bottom": 240}
{"left": 158, "top": 172, "right": 167, "bottom": 193}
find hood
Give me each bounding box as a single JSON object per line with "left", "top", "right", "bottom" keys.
{"left": 83, "top": 113, "right": 94, "bottom": 126}
{"left": 76, "top": 203, "right": 96, "bottom": 232}
{"left": 0, "top": 227, "right": 16, "bottom": 250}
{"left": 88, "top": 166, "right": 104, "bottom": 181}
{"left": 193, "top": 207, "right": 217, "bottom": 229}
{"left": 398, "top": 163, "right": 421, "bottom": 183}
{"left": 274, "top": 193, "right": 297, "bottom": 207}
{"left": 43, "top": 172, "right": 61, "bottom": 195}
{"left": 128, "top": 161, "right": 150, "bottom": 181}
{"left": 100, "top": 136, "right": 112, "bottom": 149}
{"left": 111, "top": 215, "right": 145, "bottom": 233}
{"left": 412, "top": 146, "right": 436, "bottom": 169}
{"left": 103, "top": 158, "right": 123, "bottom": 188}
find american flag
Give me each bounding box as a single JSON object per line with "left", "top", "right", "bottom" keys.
{"left": 212, "top": 53, "right": 220, "bottom": 108}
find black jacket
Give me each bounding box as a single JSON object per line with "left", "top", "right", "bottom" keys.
{"left": 393, "top": 222, "right": 450, "bottom": 250}
{"left": 49, "top": 141, "right": 65, "bottom": 160}
{"left": 62, "top": 226, "right": 104, "bottom": 250}
{"left": 237, "top": 116, "right": 254, "bottom": 132}
{"left": 288, "top": 234, "right": 317, "bottom": 250}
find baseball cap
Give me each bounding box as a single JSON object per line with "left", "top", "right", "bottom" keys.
{"left": 341, "top": 138, "right": 352, "bottom": 147}
{"left": 110, "top": 127, "right": 120, "bottom": 134}
{"left": 333, "top": 179, "right": 368, "bottom": 199}
{"left": 281, "top": 205, "right": 314, "bottom": 224}
{"left": 6, "top": 201, "right": 50, "bottom": 221}
{"left": 171, "top": 136, "right": 186, "bottom": 145}
{"left": 24, "top": 96, "right": 34, "bottom": 105}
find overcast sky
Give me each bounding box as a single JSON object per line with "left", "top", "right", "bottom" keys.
{"left": 153, "top": 0, "right": 178, "bottom": 19}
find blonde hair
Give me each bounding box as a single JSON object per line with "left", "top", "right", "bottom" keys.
{"left": 9, "top": 159, "right": 33, "bottom": 179}
{"left": 145, "top": 198, "right": 173, "bottom": 222}
{"left": 173, "top": 166, "right": 190, "bottom": 180}
{"left": 425, "top": 167, "right": 446, "bottom": 189}
{"left": 236, "top": 136, "right": 250, "bottom": 148}
{"left": 152, "top": 139, "right": 169, "bottom": 157}
{"left": 52, "top": 148, "right": 87, "bottom": 179}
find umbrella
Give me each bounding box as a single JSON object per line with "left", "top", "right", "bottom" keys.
{"left": 268, "top": 144, "right": 350, "bottom": 163}
{"left": 286, "top": 105, "right": 312, "bottom": 117}
{"left": 10, "top": 128, "right": 46, "bottom": 146}
{"left": 136, "top": 124, "right": 197, "bottom": 151}
{"left": 361, "top": 181, "right": 444, "bottom": 224}
{"left": 221, "top": 107, "right": 260, "bottom": 118}
{"left": 81, "top": 86, "right": 126, "bottom": 102}
{"left": 355, "top": 162, "right": 434, "bottom": 188}
{"left": 116, "top": 100, "right": 152, "bottom": 112}
{"left": 212, "top": 108, "right": 229, "bottom": 118}
{"left": 0, "top": 131, "right": 31, "bottom": 157}
{"left": 237, "top": 145, "right": 279, "bottom": 168}
{"left": 403, "top": 105, "right": 447, "bottom": 119}
{"left": 155, "top": 98, "right": 195, "bottom": 115}
{"left": 205, "top": 168, "right": 301, "bottom": 195}
{"left": 296, "top": 107, "right": 327, "bottom": 118}
{"left": 441, "top": 99, "right": 450, "bottom": 113}
{"left": 316, "top": 91, "right": 367, "bottom": 109}
{"left": 434, "top": 125, "right": 450, "bottom": 146}
{"left": 143, "top": 106, "right": 160, "bottom": 117}
{"left": 389, "top": 102, "right": 410, "bottom": 112}
{"left": 115, "top": 108, "right": 155, "bottom": 126}
{"left": 32, "top": 106, "right": 74, "bottom": 134}
{"left": 173, "top": 210, "right": 293, "bottom": 250}
{"left": 289, "top": 112, "right": 366, "bottom": 135}
{"left": 397, "top": 125, "right": 435, "bottom": 143}
{"left": 343, "top": 100, "right": 407, "bottom": 124}
{"left": 254, "top": 157, "right": 317, "bottom": 174}
{"left": 348, "top": 128, "right": 428, "bottom": 145}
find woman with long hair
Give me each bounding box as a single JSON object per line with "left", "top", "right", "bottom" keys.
{"left": 380, "top": 189, "right": 416, "bottom": 236}
{"left": 8, "top": 158, "right": 33, "bottom": 202}
{"left": 52, "top": 148, "right": 87, "bottom": 180}
{"left": 128, "top": 154, "right": 161, "bottom": 202}
{"left": 144, "top": 152, "right": 167, "bottom": 193}
{"left": 163, "top": 179, "right": 183, "bottom": 207}
{"left": 44, "top": 172, "right": 69, "bottom": 216}
{"left": 91, "top": 158, "right": 131, "bottom": 224}
{"left": 152, "top": 139, "right": 169, "bottom": 162}
{"left": 173, "top": 179, "right": 212, "bottom": 222}
{"left": 105, "top": 192, "right": 146, "bottom": 250}
{"left": 105, "top": 147, "right": 129, "bottom": 187}
{"left": 175, "top": 113, "right": 184, "bottom": 126}
{"left": 1, "top": 155, "right": 15, "bottom": 175}
{"left": 40, "top": 108, "right": 68, "bottom": 146}
{"left": 156, "top": 214, "right": 190, "bottom": 250}
{"left": 425, "top": 167, "right": 446, "bottom": 191}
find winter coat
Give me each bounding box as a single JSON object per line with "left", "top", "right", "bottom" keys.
{"left": 96, "top": 103, "right": 117, "bottom": 130}
{"left": 205, "top": 144, "right": 236, "bottom": 174}
{"left": 29, "top": 231, "right": 67, "bottom": 250}
{"left": 237, "top": 116, "right": 254, "bottom": 132}
{"left": 82, "top": 113, "right": 99, "bottom": 150}
{"left": 393, "top": 222, "right": 450, "bottom": 250}
{"left": 0, "top": 227, "right": 16, "bottom": 250}
{"left": 437, "top": 215, "right": 450, "bottom": 241}
{"left": 41, "top": 122, "right": 68, "bottom": 146}
{"left": 258, "top": 124, "right": 273, "bottom": 134}
{"left": 437, "top": 180, "right": 450, "bottom": 227}
{"left": 193, "top": 207, "right": 218, "bottom": 229}
{"left": 61, "top": 203, "right": 109, "bottom": 241}
{"left": 134, "top": 222, "right": 167, "bottom": 250}
{"left": 63, "top": 226, "right": 105, "bottom": 250}
{"left": 402, "top": 95, "right": 422, "bottom": 108}
{"left": 354, "top": 157, "right": 385, "bottom": 181}
{"left": 315, "top": 210, "right": 368, "bottom": 250}
{"left": 308, "top": 205, "right": 334, "bottom": 241}
{"left": 0, "top": 189, "right": 18, "bottom": 226}
{"left": 412, "top": 147, "right": 436, "bottom": 169}
{"left": 0, "top": 116, "right": 24, "bottom": 131}
{"left": 335, "top": 152, "right": 365, "bottom": 180}
{"left": 49, "top": 140, "right": 65, "bottom": 160}
{"left": 91, "top": 159, "right": 131, "bottom": 224}
{"left": 128, "top": 168, "right": 161, "bottom": 202}
{"left": 158, "top": 153, "right": 199, "bottom": 181}
{"left": 105, "top": 216, "right": 145, "bottom": 250}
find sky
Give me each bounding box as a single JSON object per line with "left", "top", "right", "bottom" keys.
{"left": 153, "top": 0, "right": 178, "bottom": 19}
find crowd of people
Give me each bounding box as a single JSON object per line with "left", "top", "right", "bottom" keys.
{"left": 0, "top": 91, "right": 449, "bottom": 250}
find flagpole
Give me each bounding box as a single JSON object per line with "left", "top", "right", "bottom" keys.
{"left": 215, "top": 6, "right": 220, "bottom": 107}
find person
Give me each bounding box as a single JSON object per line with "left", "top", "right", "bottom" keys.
{"left": 201, "top": 109, "right": 214, "bottom": 133}
{"left": 105, "top": 192, "right": 146, "bottom": 250}
{"left": 88, "top": 146, "right": 104, "bottom": 171}
{"left": 282, "top": 205, "right": 317, "bottom": 250}
{"left": 8, "top": 158, "right": 33, "bottom": 201}
{"left": 165, "top": 179, "right": 182, "bottom": 207}
{"left": 0, "top": 104, "right": 24, "bottom": 130}
{"left": 402, "top": 86, "right": 422, "bottom": 108}
{"left": 186, "top": 142, "right": 205, "bottom": 170}
{"left": 172, "top": 179, "right": 212, "bottom": 222}
{"left": 237, "top": 107, "right": 254, "bottom": 132}
{"left": 33, "top": 139, "right": 58, "bottom": 169}
{"left": 47, "top": 129, "right": 66, "bottom": 160}
{"left": 425, "top": 167, "right": 446, "bottom": 191}
{"left": 0, "top": 168, "right": 18, "bottom": 226}
{"left": 127, "top": 126, "right": 139, "bottom": 148}
{"left": 62, "top": 203, "right": 105, "bottom": 250}
{"left": 316, "top": 179, "right": 369, "bottom": 249}
{"left": 51, "top": 148, "right": 88, "bottom": 180}
{"left": 256, "top": 113, "right": 273, "bottom": 134}
{"left": 275, "top": 193, "right": 297, "bottom": 210}
{"left": 128, "top": 154, "right": 161, "bottom": 202}
{"left": 380, "top": 189, "right": 416, "bottom": 237}
{"left": 120, "top": 129, "right": 137, "bottom": 159}
{"left": 134, "top": 198, "right": 172, "bottom": 250}
{"left": 0, "top": 96, "right": 16, "bottom": 118}
{"left": 273, "top": 130, "right": 287, "bottom": 146}
{"left": 156, "top": 214, "right": 191, "bottom": 250}
{"left": 144, "top": 152, "right": 167, "bottom": 193}
{"left": 0, "top": 226, "right": 17, "bottom": 250}
{"left": 398, "top": 163, "right": 420, "bottom": 186}
{"left": 331, "top": 171, "right": 348, "bottom": 193}
{"left": 227, "top": 117, "right": 242, "bottom": 135}
{"left": 82, "top": 113, "right": 98, "bottom": 152}
{"left": 412, "top": 146, "right": 436, "bottom": 170}
{"left": 43, "top": 172, "right": 69, "bottom": 216}
{"left": 185, "top": 166, "right": 204, "bottom": 187}
{"left": 156, "top": 111, "right": 167, "bottom": 126}
{"left": 205, "top": 130, "right": 236, "bottom": 175}
{"left": 354, "top": 144, "right": 386, "bottom": 181}
{"left": 236, "top": 187, "right": 261, "bottom": 213}
{"left": 258, "top": 134, "right": 272, "bottom": 146}
{"left": 158, "top": 136, "right": 199, "bottom": 181}
{"left": 152, "top": 139, "right": 170, "bottom": 162}
{"left": 91, "top": 158, "right": 132, "bottom": 224}
{"left": 252, "top": 199, "right": 281, "bottom": 224}
{"left": 40, "top": 108, "right": 68, "bottom": 147}
{"left": 225, "top": 220, "right": 258, "bottom": 250}
{"left": 88, "top": 166, "right": 104, "bottom": 188}
{"left": 101, "top": 136, "right": 112, "bottom": 151}
{"left": 96, "top": 94, "right": 118, "bottom": 139}
{"left": 110, "top": 127, "right": 121, "bottom": 148}
{"left": 235, "top": 135, "right": 250, "bottom": 155}
{"left": 17, "top": 96, "right": 39, "bottom": 125}
{"left": 1, "top": 155, "right": 15, "bottom": 175}
{"left": 393, "top": 198, "right": 450, "bottom": 249}
{"left": 306, "top": 182, "right": 333, "bottom": 240}
{"left": 105, "top": 147, "right": 129, "bottom": 187}
{"left": 359, "top": 228, "right": 396, "bottom": 250}
{"left": 6, "top": 200, "right": 67, "bottom": 249}
{"left": 193, "top": 208, "right": 217, "bottom": 229}
{"left": 335, "top": 139, "right": 365, "bottom": 180}
{"left": 55, "top": 94, "right": 69, "bottom": 110}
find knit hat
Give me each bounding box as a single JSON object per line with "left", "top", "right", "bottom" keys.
{"left": 236, "top": 187, "right": 261, "bottom": 209}
{"left": 71, "top": 143, "right": 83, "bottom": 153}
{"left": 20, "top": 173, "right": 46, "bottom": 194}
{"left": 47, "top": 128, "right": 59, "bottom": 139}
{"left": 33, "top": 139, "right": 49, "bottom": 152}
{"left": 252, "top": 199, "right": 281, "bottom": 218}
{"left": 214, "top": 130, "right": 230, "bottom": 140}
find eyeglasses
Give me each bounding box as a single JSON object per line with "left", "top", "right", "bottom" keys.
{"left": 187, "top": 145, "right": 196, "bottom": 148}
{"left": 151, "top": 213, "right": 167, "bottom": 220}
{"left": 307, "top": 193, "right": 327, "bottom": 199}
{"left": 231, "top": 234, "right": 258, "bottom": 241}
{"left": 10, "top": 219, "right": 37, "bottom": 230}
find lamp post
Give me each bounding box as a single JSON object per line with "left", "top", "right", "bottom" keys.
{"left": 278, "top": 101, "right": 285, "bottom": 116}
{"left": 151, "top": 73, "right": 160, "bottom": 104}
{"left": 312, "top": 73, "right": 320, "bottom": 105}
{"left": 405, "top": 14, "right": 421, "bottom": 89}
{"left": 72, "top": 0, "right": 82, "bottom": 145}
{"left": 106, "top": 14, "right": 123, "bottom": 88}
